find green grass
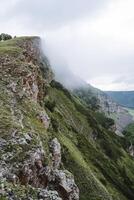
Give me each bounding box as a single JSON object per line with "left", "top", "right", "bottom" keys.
{"left": 0, "top": 46, "right": 21, "bottom": 56}
{"left": 59, "top": 133, "right": 112, "bottom": 200}
{"left": 0, "top": 36, "right": 39, "bottom": 56}
{"left": 125, "top": 123, "right": 134, "bottom": 133}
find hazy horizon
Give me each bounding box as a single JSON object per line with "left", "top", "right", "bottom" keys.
{"left": 1, "top": 0, "right": 134, "bottom": 91}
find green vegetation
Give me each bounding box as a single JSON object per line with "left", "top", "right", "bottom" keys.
{"left": 74, "top": 86, "right": 100, "bottom": 110}
{"left": 45, "top": 99, "right": 56, "bottom": 112}
{"left": 94, "top": 112, "right": 115, "bottom": 129}
{"left": 46, "top": 83, "right": 134, "bottom": 200}
{"left": 0, "top": 36, "right": 40, "bottom": 57}
{"left": 0, "top": 33, "right": 12, "bottom": 41}
{"left": 123, "top": 123, "right": 134, "bottom": 145}
{"left": 0, "top": 36, "right": 22, "bottom": 56}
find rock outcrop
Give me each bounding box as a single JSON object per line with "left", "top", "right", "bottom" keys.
{"left": 0, "top": 136, "right": 79, "bottom": 200}
{"left": 128, "top": 143, "right": 134, "bottom": 157}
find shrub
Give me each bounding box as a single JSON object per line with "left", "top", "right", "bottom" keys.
{"left": 50, "top": 80, "right": 73, "bottom": 101}
{"left": 123, "top": 123, "right": 134, "bottom": 146}
{"left": 45, "top": 100, "right": 56, "bottom": 112}
{"left": 95, "top": 112, "right": 115, "bottom": 129}
{"left": 51, "top": 117, "right": 59, "bottom": 132}
{"left": 0, "top": 33, "right": 12, "bottom": 41}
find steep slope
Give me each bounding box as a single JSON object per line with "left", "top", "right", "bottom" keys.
{"left": 46, "top": 81, "right": 134, "bottom": 200}
{"left": 0, "top": 37, "right": 134, "bottom": 200}
{"left": 106, "top": 91, "right": 134, "bottom": 108}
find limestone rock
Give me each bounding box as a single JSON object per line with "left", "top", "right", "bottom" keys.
{"left": 38, "top": 189, "right": 62, "bottom": 200}
{"left": 38, "top": 111, "right": 50, "bottom": 129}
{"left": 50, "top": 138, "right": 61, "bottom": 169}
{"left": 54, "top": 170, "right": 79, "bottom": 200}
{"left": 129, "top": 144, "right": 134, "bottom": 157}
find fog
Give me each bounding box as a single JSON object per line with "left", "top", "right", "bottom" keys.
{"left": 1, "top": 0, "right": 134, "bottom": 91}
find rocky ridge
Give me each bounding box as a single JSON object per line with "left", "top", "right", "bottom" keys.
{"left": 0, "top": 37, "right": 79, "bottom": 200}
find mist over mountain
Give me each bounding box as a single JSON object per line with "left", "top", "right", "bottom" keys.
{"left": 1, "top": 0, "right": 134, "bottom": 200}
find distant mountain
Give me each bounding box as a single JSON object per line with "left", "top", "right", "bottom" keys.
{"left": 106, "top": 91, "right": 134, "bottom": 108}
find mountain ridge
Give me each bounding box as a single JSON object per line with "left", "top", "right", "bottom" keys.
{"left": 0, "top": 36, "right": 134, "bottom": 200}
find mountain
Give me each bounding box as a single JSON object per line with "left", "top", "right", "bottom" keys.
{"left": 1, "top": 36, "right": 134, "bottom": 200}
{"left": 74, "top": 85, "right": 134, "bottom": 135}
{"left": 106, "top": 91, "right": 134, "bottom": 108}
{"left": 54, "top": 69, "right": 133, "bottom": 135}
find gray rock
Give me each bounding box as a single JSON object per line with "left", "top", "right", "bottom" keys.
{"left": 0, "top": 138, "right": 7, "bottom": 149}
{"left": 54, "top": 170, "right": 79, "bottom": 200}
{"left": 50, "top": 138, "right": 61, "bottom": 169}
{"left": 38, "top": 189, "right": 62, "bottom": 200}
{"left": 38, "top": 111, "right": 50, "bottom": 129}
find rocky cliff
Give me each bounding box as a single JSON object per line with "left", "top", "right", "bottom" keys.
{"left": 0, "top": 37, "right": 79, "bottom": 200}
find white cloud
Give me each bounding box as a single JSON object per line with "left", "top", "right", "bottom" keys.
{"left": 0, "top": 0, "right": 134, "bottom": 91}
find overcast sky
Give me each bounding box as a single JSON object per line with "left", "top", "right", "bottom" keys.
{"left": 1, "top": 0, "right": 134, "bottom": 91}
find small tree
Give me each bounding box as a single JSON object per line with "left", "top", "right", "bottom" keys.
{"left": 0, "top": 33, "right": 12, "bottom": 41}
{"left": 45, "top": 100, "right": 56, "bottom": 112}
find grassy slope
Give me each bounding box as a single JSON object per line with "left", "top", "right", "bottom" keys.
{"left": 0, "top": 37, "right": 52, "bottom": 199}
{"left": 45, "top": 82, "right": 134, "bottom": 200}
